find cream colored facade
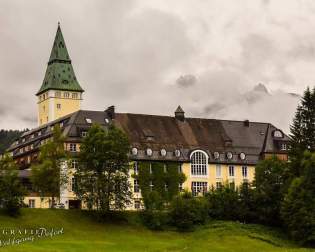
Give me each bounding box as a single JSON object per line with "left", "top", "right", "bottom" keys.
{"left": 181, "top": 163, "right": 255, "bottom": 191}
{"left": 37, "top": 90, "right": 82, "bottom": 126}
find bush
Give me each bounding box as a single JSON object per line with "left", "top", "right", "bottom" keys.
{"left": 169, "top": 191, "right": 208, "bottom": 231}
{"left": 141, "top": 210, "right": 169, "bottom": 230}
{"left": 206, "top": 185, "right": 240, "bottom": 221}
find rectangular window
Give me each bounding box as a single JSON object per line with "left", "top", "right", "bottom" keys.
{"left": 165, "top": 183, "right": 168, "bottom": 192}
{"left": 191, "top": 182, "right": 208, "bottom": 196}
{"left": 64, "top": 92, "right": 70, "bottom": 98}
{"left": 57, "top": 104, "right": 61, "bottom": 109}
{"left": 55, "top": 91, "right": 61, "bottom": 97}
{"left": 70, "top": 159, "right": 78, "bottom": 169}
{"left": 281, "top": 143, "right": 287, "bottom": 150}
{"left": 69, "top": 143, "right": 77, "bottom": 152}
{"left": 71, "top": 177, "right": 76, "bottom": 192}
{"left": 216, "top": 182, "right": 222, "bottom": 189}
{"left": 149, "top": 163, "right": 152, "bottom": 174}
{"left": 81, "top": 131, "right": 87, "bottom": 137}
{"left": 178, "top": 163, "right": 182, "bottom": 173}
{"left": 163, "top": 164, "right": 167, "bottom": 173}
{"left": 229, "top": 165, "right": 234, "bottom": 177}
{"left": 179, "top": 183, "right": 183, "bottom": 192}
{"left": 134, "top": 162, "right": 138, "bottom": 175}
{"left": 29, "top": 199, "right": 35, "bottom": 208}
{"left": 216, "top": 164, "right": 221, "bottom": 178}
{"left": 134, "top": 179, "right": 139, "bottom": 193}
{"left": 229, "top": 182, "right": 235, "bottom": 190}
{"left": 72, "top": 93, "right": 78, "bottom": 99}
{"left": 242, "top": 166, "right": 248, "bottom": 178}
{"left": 134, "top": 200, "right": 141, "bottom": 210}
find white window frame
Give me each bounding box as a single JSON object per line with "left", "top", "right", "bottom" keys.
{"left": 29, "top": 199, "right": 35, "bottom": 208}
{"left": 134, "top": 179, "right": 139, "bottom": 193}
{"left": 69, "top": 143, "right": 77, "bottom": 152}
{"left": 216, "top": 164, "right": 222, "bottom": 178}
{"left": 228, "top": 165, "right": 235, "bottom": 178}
{"left": 190, "top": 150, "right": 209, "bottom": 177}
{"left": 191, "top": 181, "right": 208, "bottom": 196}
{"left": 242, "top": 166, "right": 248, "bottom": 178}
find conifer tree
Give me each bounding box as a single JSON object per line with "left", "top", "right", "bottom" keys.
{"left": 289, "top": 87, "right": 315, "bottom": 177}
{"left": 281, "top": 151, "right": 315, "bottom": 245}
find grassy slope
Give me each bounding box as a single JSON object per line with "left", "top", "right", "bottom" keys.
{"left": 0, "top": 209, "right": 313, "bottom": 252}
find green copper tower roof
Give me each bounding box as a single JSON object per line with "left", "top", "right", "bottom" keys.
{"left": 36, "top": 24, "right": 84, "bottom": 95}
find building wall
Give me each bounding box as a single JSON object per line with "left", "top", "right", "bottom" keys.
{"left": 182, "top": 163, "right": 255, "bottom": 191}
{"left": 37, "top": 90, "right": 82, "bottom": 126}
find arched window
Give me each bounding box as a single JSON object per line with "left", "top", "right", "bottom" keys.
{"left": 190, "top": 150, "right": 208, "bottom": 176}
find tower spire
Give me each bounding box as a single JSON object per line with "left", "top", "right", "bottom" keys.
{"left": 36, "top": 24, "right": 84, "bottom": 96}
{"left": 36, "top": 24, "right": 84, "bottom": 126}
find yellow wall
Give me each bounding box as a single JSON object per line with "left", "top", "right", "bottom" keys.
{"left": 182, "top": 163, "right": 255, "bottom": 191}
{"left": 37, "top": 91, "right": 82, "bottom": 126}
{"left": 53, "top": 97, "right": 81, "bottom": 120}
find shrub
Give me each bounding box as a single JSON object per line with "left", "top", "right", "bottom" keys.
{"left": 169, "top": 191, "right": 208, "bottom": 231}
{"left": 206, "top": 185, "right": 240, "bottom": 221}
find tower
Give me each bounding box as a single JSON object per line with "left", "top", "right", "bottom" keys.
{"left": 36, "top": 23, "right": 84, "bottom": 126}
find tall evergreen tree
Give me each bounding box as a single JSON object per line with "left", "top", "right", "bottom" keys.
{"left": 289, "top": 87, "right": 315, "bottom": 177}
{"left": 281, "top": 151, "right": 315, "bottom": 246}
{"left": 31, "top": 125, "right": 68, "bottom": 207}
{"left": 75, "top": 124, "right": 132, "bottom": 212}
{"left": 253, "top": 156, "right": 287, "bottom": 226}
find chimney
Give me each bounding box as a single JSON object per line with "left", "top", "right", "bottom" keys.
{"left": 244, "top": 120, "right": 250, "bottom": 127}
{"left": 175, "top": 106, "right": 185, "bottom": 121}
{"left": 105, "top": 105, "right": 115, "bottom": 119}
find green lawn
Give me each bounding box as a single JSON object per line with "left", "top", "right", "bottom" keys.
{"left": 0, "top": 209, "right": 312, "bottom": 252}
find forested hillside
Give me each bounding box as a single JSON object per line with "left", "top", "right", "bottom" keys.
{"left": 0, "top": 129, "right": 24, "bottom": 154}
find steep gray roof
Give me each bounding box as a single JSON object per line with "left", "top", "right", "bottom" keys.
{"left": 8, "top": 109, "right": 289, "bottom": 165}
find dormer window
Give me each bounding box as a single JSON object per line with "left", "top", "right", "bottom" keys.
{"left": 213, "top": 152, "right": 220, "bottom": 160}
{"left": 273, "top": 130, "right": 283, "bottom": 138}
{"left": 160, "top": 149, "right": 167, "bottom": 157}
{"left": 226, "top": 152, "right": 233, "bottom": 160}
{"left": 131, "top": 147, "right": 138, "bottom": 156}
{"left": 146, "top": 148, "right": 153, "bottom": 156}
{"left": 174, "top": 149, "right": 181, "bottom": 157}
{"left": 239, "top": 152, "right": 246, "bottom": 160}
{"left": 81, "top": 131, "right": 87, "bottom": 137}
{"left": 85, "top": 118, "right": 92, "bottom": 124}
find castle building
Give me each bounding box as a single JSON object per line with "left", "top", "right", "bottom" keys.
{"left": 7, "top": 25, "right": 289, "bottom": 209}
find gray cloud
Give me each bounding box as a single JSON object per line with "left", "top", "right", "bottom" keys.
{"left": 0, "top": 0, "right": 311, "bottom": 133}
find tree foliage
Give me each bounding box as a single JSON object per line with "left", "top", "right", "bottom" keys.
{"left": 31, "top": 125, "right": 68, "bottom": 207}
{"left": 206, "top": 184, "right": 240, "bottom": 221}
{"left": 0, "top": 129, "right": 24, "bottom": 155}
{"left": 289, "top": 87, "right": 315, "bottom": 177}
{"left": 170, "top": 191, "right": 208, "bottom": 231}
{"left": 253, "top": 156, "right": 287, "bottom": 226}
{"left": 136, "top": 161, "right": 186, "bottom": 209}
{"left": 75, "top": 124, "right": 132, "bottom": 212}
{"left": 0, "top": 154, "right": 25, "bottom": 215}
{"left": 281, "top": 151, "right": 315, "bottom": 246}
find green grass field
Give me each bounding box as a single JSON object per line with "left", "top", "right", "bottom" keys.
{"left": 0, "top": 209, "right": 313, "bottom": 252}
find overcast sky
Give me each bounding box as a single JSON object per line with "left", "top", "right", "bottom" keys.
{"left": 1, "top": 0, "right": 314, "bottom": 133}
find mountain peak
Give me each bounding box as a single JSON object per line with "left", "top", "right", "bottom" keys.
{"left": 253, "top": 83, "right": 269, "bottom": 94}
